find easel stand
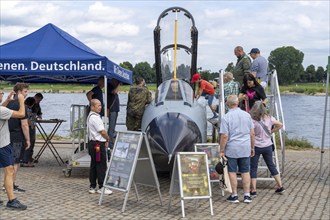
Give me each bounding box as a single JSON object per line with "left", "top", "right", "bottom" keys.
{"left": 99, "top": 131, "right": 163, "bottom": 213}
{"left": 168, "top": 152, "right": 213, "bottom": 218}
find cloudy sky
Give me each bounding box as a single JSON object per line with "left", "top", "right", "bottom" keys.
{"left": 1, "top": 0, "right": 329, "bottom": 72}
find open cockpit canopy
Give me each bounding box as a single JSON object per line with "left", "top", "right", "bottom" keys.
{"left": 154, "top": 7, "right": 198, "bottom": 86}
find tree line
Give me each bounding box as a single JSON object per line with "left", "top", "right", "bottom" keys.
{"left": 120, "top": 46, "right": 329, "bottom": 85}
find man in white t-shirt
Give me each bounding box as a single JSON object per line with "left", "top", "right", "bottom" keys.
{"left": 0, "top": 91, "right": 27, "bottom": 210}
{"left": 87, "top": 99, "right": 112, "bottom": 195}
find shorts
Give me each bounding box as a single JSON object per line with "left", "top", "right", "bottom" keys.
{"left": 227, "top": 156, "right": 250, "bottom": 173}
{"left": 201, "top": 92, "right": 215, "bottom": 106}
{"left": 11, "top": 142, "right": 24, "bottom": 164}
{"left": 0, "top": 144, "right": 15, "bottom": 168}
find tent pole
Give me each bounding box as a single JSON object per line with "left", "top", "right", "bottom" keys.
{"left": 104, "top": 76, "right": 108, "bottom": 131}
{"left": 319, "top": 57, "right": 329, "bottom": 180}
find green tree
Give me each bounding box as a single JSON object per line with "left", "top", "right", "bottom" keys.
{"left": 303, "top": 65, "right": 316, "bottom": 82}
{"left": 133, "top": 62, "right": 155, "bottom": 83}
{"left": 315, "top": 66, "right": 325, "bottom": 82}
{"left": 209, "top": 71, "right": 220, "bottom": 80}
{"left": 200, "top": 70, "right": 211, "bottom": 81}
{"left": 268, "top": 46, "right": 304, "bottom": 85}
{"left": 120, "top": 61, "right": 134, "bottom": 71}
{"left": 225, "top": 62, "right": 234, "bottom": 73}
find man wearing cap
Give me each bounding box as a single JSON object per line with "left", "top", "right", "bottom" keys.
{"left": 249, "top": 48, "right": 269, "bottom": 90}
{"left": 233, "top": 46, "right": 251, "bottom": 85}
{"left": 191, "top": 73, "right": 218, "bottom": 119}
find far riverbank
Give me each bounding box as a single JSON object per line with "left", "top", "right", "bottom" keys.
{"left": 0, "top": 82, "right": 329, "bottom": 96}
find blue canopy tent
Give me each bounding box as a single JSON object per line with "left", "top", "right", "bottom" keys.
{"left": 0, "top": 23, "right": 132, "bottom": 84}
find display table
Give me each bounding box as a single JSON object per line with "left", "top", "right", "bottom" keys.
{"left": 34, "top": 119, "right": 66, "bottom": 165}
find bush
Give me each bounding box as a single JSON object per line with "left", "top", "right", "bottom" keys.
{"left": 275, "top": 132, "right": 314, "bottom": 150}
{"left": 290, "top": 87, "right": 305, "bottom": 93}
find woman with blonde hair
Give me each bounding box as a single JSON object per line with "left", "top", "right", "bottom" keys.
{"left": 249, "top": 101, "right": 285, "bottom": 196}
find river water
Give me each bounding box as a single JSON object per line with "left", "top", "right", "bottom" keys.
{"left": 9, "top": 92, "right": 329, "bottom": 148}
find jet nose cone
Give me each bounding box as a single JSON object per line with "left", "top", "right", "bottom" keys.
{"left": 145, "top": 112, "right": 202, "bottom": 171}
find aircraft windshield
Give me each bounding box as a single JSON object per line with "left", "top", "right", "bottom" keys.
{"left": 155, "top": 80, "right": 194, "bottom": 105}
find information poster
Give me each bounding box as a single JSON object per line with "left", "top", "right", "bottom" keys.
{"left": 104, "top": 132, "right": 142, "bottom": 190}
{"left": 195, "top": 144, "right": 220, "bottom": 181}
{"left": 179, "top": 154, "right": 210, "bottom": 197}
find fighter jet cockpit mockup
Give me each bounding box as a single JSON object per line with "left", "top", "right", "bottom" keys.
{"left": 141, "top": 7, "right": 207, "bottom": 172}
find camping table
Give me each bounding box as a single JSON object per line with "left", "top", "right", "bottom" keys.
{"left": 34, "top": 119, "right": 66, "bottom": 165}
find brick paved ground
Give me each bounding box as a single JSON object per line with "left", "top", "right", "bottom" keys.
{"left": 0, "top": 144, "right": 329, "bottom": 220}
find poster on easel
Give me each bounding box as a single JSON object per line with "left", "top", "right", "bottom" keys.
{"left": 168, "top": 152, "right": 213, "bottom": 218}
{"left": 104, "top": 132, "right": 140, "bottom": 191}
{"left": 99, "top": 131, "right": 162, "bottom": 213}
{"left": 194, "top": 143, "right": 220, "bottom": 182}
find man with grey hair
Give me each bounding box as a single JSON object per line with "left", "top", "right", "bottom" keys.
{"left": 219, "top": 94, "right": 255, "bottom": 203}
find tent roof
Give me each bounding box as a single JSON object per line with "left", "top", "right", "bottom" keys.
{"left": 0, "top": 23, "right": 132, "bottom": 84}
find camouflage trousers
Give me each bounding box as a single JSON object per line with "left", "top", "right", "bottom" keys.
{"left": 126, "top": 115, "right": 142, "bottom": 131}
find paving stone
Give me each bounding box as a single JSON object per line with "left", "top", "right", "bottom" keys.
{"left": 0, "top": 146, "right": 329, "bottom": 219}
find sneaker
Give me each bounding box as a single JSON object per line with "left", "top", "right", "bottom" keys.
{"left": 275, "top": 187, "right": 286, "bottom": 194}
{"left": 97, "top": 187, "right": 112, "bottom": 195}
{"left": 14, "top": 185, "right": 25, "bottom": 193}
{"left": 20, "top": 163, "right": 35, "bottom": 167}
{"left": 250, "top": 191, "right": 257, "bottom": 197}
{"left": 89, "top": 187, "right": 96, "bottom": 194}
{"left": 226, "top": 195, "right": 239, "bottom": 203}
{"left": 243, "top": 195, "right": 252, "bottom": 203}
{"left": 6, "top": 198, "right": 27, "bottom": 210}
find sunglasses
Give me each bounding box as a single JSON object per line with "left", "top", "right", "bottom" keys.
{"left": 0, "top": 92, "right": 4, "bottom": 95}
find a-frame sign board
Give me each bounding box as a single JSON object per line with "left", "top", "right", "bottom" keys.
{"left": 99, "top": 131, "right": 163, "bottom": 212}
{"left": 168, "top": 152, "right": 213, "bottom": 218}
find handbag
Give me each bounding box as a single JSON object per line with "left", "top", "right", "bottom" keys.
{"left": 216, "top": 157, "right": 232, "bottom": 193}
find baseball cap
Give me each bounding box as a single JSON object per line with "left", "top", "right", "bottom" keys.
{"left": 249, "top": 48, "right": 260, "bottom": 54}
{"left": 191, "top": 73, "right": 201, "bottom": 83}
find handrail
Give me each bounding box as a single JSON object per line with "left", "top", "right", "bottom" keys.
{"left": 269, "top": 70, "right": 286, "bottom": 173}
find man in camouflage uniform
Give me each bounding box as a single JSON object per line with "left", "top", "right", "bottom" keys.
{"left": 126, "top": 77, "right": 152, "bottom": 131}
{"left": 233, "top": 46, "right": 251, "bottom": 85}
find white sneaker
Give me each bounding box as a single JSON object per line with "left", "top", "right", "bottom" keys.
{"left": 97, "top": 187, "right": 112, "bottom": 195}
{"left": 89, "top": 187, "right": 96, "bottom": 194}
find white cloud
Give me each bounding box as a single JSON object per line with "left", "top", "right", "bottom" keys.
{"left": 298, "top": 1, "right": 322, "bottom": 7}
{"left": 204, "top": 8, "right": 235, "bottom": 19}
{"left": 87, "top": 1, "right": 134, "bottom": 22}
{"left": 294, "top": 14, "right": 312, "bottom": 29}
{"left": 89, "top": 39, "right": 133, "bottom": 54}
{"left": 76, "top": 21, "right": 139, "bottom": 38}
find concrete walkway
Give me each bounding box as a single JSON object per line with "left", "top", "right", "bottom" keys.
{"left": 0, "top": 144, "right": 329, "bottom": 220}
